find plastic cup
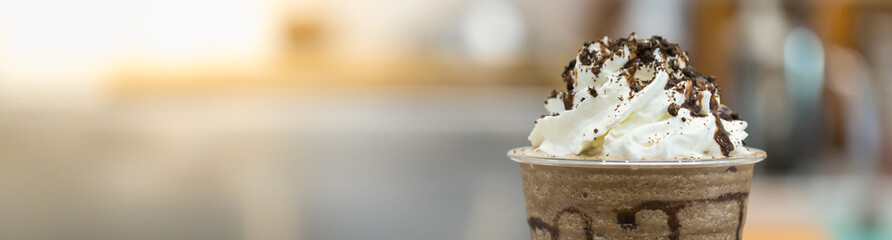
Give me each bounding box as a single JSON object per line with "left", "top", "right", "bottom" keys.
{"left": 508, "top": 147, "right": 766, "bottom": 240}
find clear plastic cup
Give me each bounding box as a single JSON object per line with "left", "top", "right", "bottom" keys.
{"left": 508, "top": 147, "right": 766, "bottom": 240}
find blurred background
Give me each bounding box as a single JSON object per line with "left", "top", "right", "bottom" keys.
{"left": 0, "top": 0, "right": 890, "bottom": 239}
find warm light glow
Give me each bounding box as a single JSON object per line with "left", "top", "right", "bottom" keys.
{"left": 0, "top": 0, "right": 274, "bottom": 105}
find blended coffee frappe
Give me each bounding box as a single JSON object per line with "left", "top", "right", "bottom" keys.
{"left": 508, "top": 33, "right": 765, "bottom": 240}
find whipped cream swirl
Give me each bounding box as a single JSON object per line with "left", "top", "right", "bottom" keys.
{"left": 529, "top": 34, "right": 750, "bottom": 159}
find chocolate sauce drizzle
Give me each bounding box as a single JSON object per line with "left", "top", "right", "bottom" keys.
{"left": 527, "top": 192, "right": 749, "bottom": 240}
{"left": 712, "top": 99, "right": 735, "bottom": 156}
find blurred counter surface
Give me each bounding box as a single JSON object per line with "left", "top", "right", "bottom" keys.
{"left": 0, "top": 84, "right": 889, "bottom": 240}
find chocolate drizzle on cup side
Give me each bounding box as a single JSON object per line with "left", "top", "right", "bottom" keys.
{"left": 527, "top": 206, "right": 594, "bottom": 240}
{"left": 527, "top": 192, "right": 749, "bottom": 240}
{"left": 615, "top": 192, "right": 749, "bottom": 240}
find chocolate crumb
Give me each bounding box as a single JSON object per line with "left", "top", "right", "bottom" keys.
{"left": 562, "top": 91, "right": 575, "bottom": 110}
{"left": 561, "top": 59, "right": 576, "bottom": 91}
{"left": 583, "top": 41, "right": 595, "bottom": 48}
{"left": 717, "top": 105, "right": 741, "bottom": 121}
{"left": 579, "top": 48, "right": 595, "bottom": 65}
{"left": 591, "top": 66, "right": 602, "bottom": 77}
{"left": 668, "top": 103, "right": 679, "bottom": 116}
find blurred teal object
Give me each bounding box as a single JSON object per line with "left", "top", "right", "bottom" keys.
{"left": 783, "top": 27, "right": 825, "bottom": 106}
{"left": 833, "top": 225, "right": 892, "bottom": 240}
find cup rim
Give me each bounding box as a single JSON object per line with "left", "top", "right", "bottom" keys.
{"left": 507, "top": 146, "right": 766, "bottom": 168}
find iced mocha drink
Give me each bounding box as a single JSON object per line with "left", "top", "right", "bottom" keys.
{"left": 510, "top": 34, "right": 765, "bottom": 240}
